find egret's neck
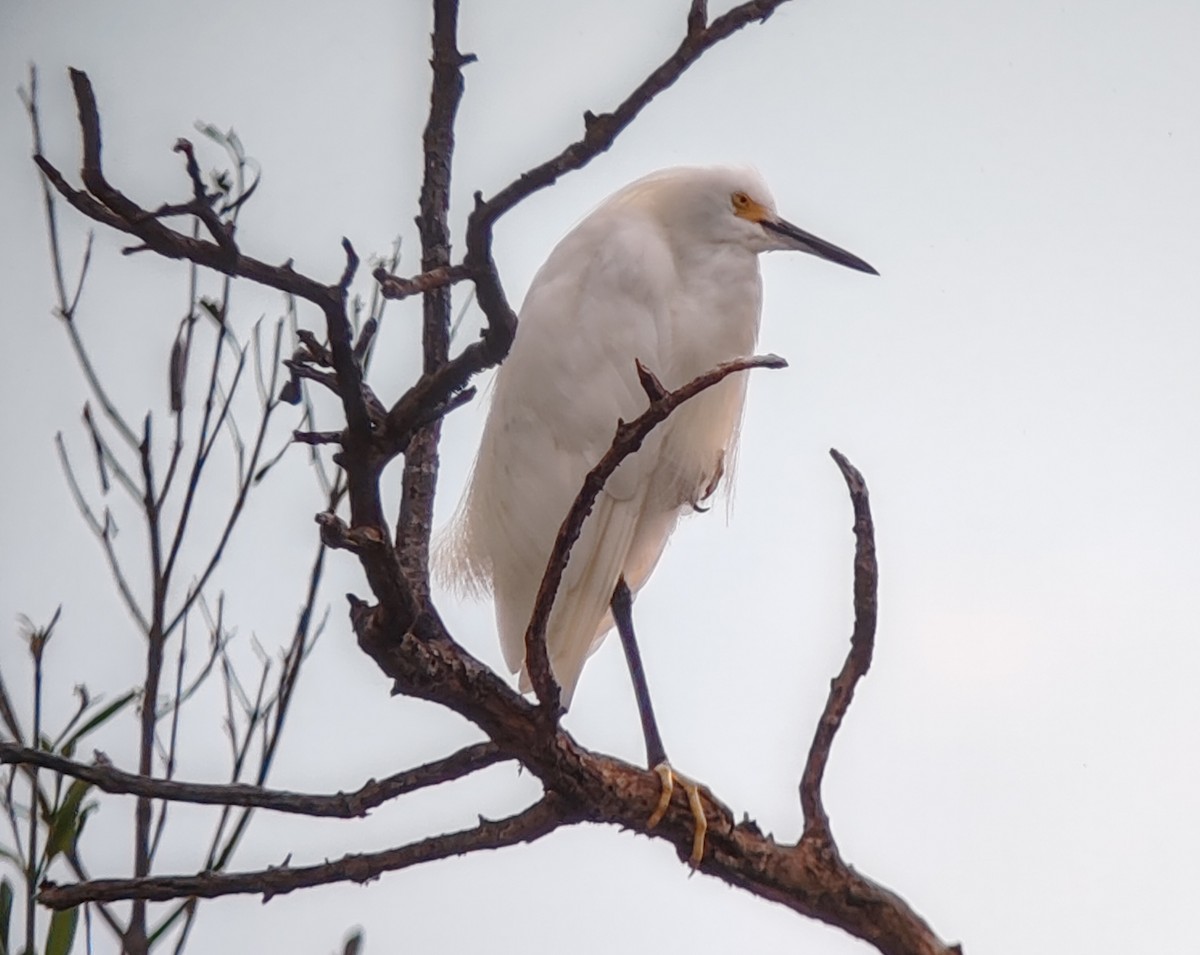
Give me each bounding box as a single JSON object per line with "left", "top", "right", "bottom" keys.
{"left": 666, "top": 241, "right": 763, "bottom": 384}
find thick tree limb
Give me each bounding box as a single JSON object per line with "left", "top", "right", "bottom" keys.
{"left": 32, "top": 439, "right": 958, "bottom": 953}
{"left": 39, "top": 794, "right": 572, "bottom": 907}
{"left": 0, "top": 740, "right": 504, "bottom": 818}
{"left": 395, "top": 0, "right": 472, "bottom": 600}
{"left": 349, "top": 572, "right": 959, "bottom": 955}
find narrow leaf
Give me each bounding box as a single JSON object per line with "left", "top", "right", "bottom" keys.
{"left": 44, "top": 906, "right": 77, "bottom": 955}
{"left": 45, "top": 779, "right": 91, "bottom": 862}
{"left": 0, "top": 877, "right": 13, "bottom": 955}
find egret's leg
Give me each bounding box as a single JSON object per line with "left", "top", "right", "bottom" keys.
{"left": 611, "top": 577, "right": 708, "bottom": 865}
{"left": 611, "top": 577, "right": 667, "bottom": 767}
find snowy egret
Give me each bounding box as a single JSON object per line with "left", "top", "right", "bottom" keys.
{"left": 440, "top": 165, "right": 875, "bottom": 860}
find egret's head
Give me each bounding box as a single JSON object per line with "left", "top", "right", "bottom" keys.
{"left": 725, "top": 169, "right": 877, "bottom": 273}
{"left": 628, "top": 166, "right": 877, "bottom": 274}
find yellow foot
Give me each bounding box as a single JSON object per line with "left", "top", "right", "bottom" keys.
{"left": 646, "top": 762, "right": 707, "bottom": 867}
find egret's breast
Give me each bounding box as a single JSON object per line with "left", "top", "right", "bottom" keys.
{"left": 649, "top": 247, "right": 763, "bottom": 509}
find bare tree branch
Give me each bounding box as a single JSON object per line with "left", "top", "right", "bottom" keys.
{"left": 395, "top": 0, "right": 473, "bottom": 599}
{"left": 23, "top": 67, "right": 138, "bottom": 452}
{"left": 55, "top": 433, "right": 151, "bottom": 634}
{"left": 291, "top": 429, "right": 344, "bottom": 447}
{"left": 800, "top": 449, "right": 878, "bottom": 838}
{"left": 39, "top": 794, "right": 572, "bottom": 907}
{"left": 0, "top": 741, "right": 504, "bottom": 818}
{"left": 349, "top": 450, "right": 960, "bottom": 955}
{"left": 23, "top": 5, "right": 962, "bottom": 949}
{"left": 373, "top": 263, "right": 469, "bottom": 300}
{"left": 33, "top": 72, "right": 335, "bottom": 307}
{"left": 130, "top": 412, "right": 166, "bottom": 953}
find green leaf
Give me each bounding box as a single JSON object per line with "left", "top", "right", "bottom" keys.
{"left": 58, "top": 689, "right": 137, "bottom": 758}
{"left": 45, "top": 779, "right": 91, "bottom": 863}
{"left": 44, "top": 906, "right": 77, "bottom": 955}
{"left": 0, "top": 877, "right": 14, "bottom": 955}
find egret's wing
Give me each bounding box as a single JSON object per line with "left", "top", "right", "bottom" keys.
{"left": 437, "top": 212, "right": 674, "bottom": 705}
{"left": 520, "top": 490, "right": 642, "bottom": 706}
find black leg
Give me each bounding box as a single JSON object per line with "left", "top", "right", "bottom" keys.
{"left": 613, "top": 577, "right": 709, "bottom": 865}
{"left": 611, "top": 576, "right": 667, "bottom": 768}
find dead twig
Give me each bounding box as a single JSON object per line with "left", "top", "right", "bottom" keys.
{"left": 373, "top": 263, "right": 470, "bottom": 301}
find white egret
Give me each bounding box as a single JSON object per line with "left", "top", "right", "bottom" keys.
{"left": 440, "top": 165, "right": 875, "bottom": 861}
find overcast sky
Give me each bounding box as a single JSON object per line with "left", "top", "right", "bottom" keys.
{"left": 2, "top": 1, "right": 1199, "bottom": 953}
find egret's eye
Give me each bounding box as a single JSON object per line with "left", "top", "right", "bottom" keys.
{"left": 731, "top": 192, "right": 752, "bottom": 211}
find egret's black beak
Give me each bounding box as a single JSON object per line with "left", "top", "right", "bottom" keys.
{"left": 763, "top": 217, "right": 878, "bottom": 275}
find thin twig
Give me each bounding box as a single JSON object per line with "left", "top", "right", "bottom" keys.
{"left": 157, "top": 241, "right": 201, "bottom": 508}
{"left": 373, "top": 263, "right": 469, "bottom": 301}
{"left": 24, "top": 618, "right": 46, "bottom": 955}
{"left": 24, "top": 67, "right": 140, "bottom": 453}
{"left": 62, "top": 847, "right": 126, "bottom": 940}
{"left": 55, "top": 434, "right": 151, "bottom": 634}
{"left": 34, "top": 71, "right": 336, "bottom": 307}
{"left": 130, "top": 413, "right": 166, "bottom": 953}
{"left": 161, "top": 281, "right": 236, "bottom": 589}
{"left": 201, "top": 486, "right": 338, "bottom": 882}
{"left": 169, "top": 138, "right": 237, "bottom": 257}
{"left": 162, "top": 352, "right": 283, "bottom": 638}
{"left": 81, "top": 403, "right": 139, "bottom": 501}
{"left": 292, "top": 430, "right": 344, "bottom": 447}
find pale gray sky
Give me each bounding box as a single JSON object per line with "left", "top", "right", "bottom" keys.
{"left": 2, "top": 1, "right": 1199, "bottom": 953}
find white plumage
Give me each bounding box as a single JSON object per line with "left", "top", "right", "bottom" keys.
{"left": 439, "top": 166, "right": 875, "bottom": 707}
